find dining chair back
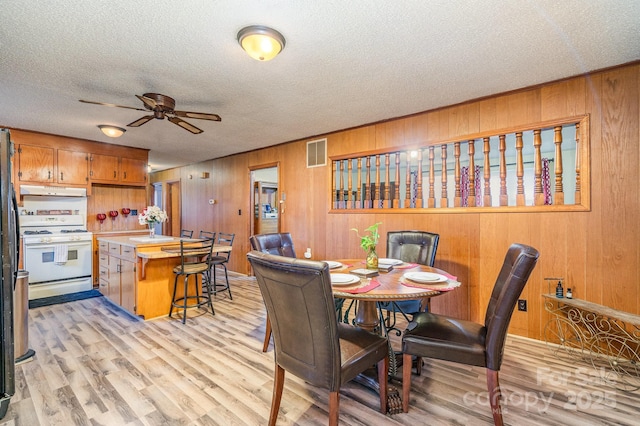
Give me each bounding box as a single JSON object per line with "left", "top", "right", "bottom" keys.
{"left": 247, "top": 251, "right": 388, "bottom": 425}
{"left": 249, "top": 232, "right": 296, "bottom": 257}
{"left": 401, "top": 243, "right": 539, "bottom": 425}
{"left": 203, "top": 232, "right": 235, "bottom": 299}
{"left": 386, "top": 230, "right": 439, "bottom": 267}
{"left": 198, "top": 230, "right": 216, "bottom": 241}
{"left": 249, "top": 232, "right": 297, "bottom": 352}
{"left": 380, "top": 231, "right": 440, "bottom": 337}
{"left": 180, "top": 229, "right": 194, "bottom": 238}
{"left": 168, "top": 238, "right": 216, "bottom": 323}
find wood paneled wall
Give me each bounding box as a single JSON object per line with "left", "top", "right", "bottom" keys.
{"left": 151, "top": 62, "right": 640, "bottom": 342}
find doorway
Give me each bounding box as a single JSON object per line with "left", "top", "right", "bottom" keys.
{"left": 250, "top": 165, "right": 279, "bottom": 237}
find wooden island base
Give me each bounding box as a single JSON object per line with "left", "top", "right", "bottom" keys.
{"left": 97, "top": 235, "right": 231, "bottom": 320}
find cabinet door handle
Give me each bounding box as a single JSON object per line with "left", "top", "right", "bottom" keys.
{"left": 48, "top": 171, "right": 51, "bottom": 180}
{"left": 117, "top": 264, "right": 121, "bottom": 273}
{"left": 114, "top": 171, "right": 117, "bottom": 178}
{"left": 60, "top": 172, "right": 64, "bottom": 181}
{"left": 123, "top": 171, "right": 127, "bottom": 179}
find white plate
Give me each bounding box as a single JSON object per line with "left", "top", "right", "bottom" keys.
{"left": 404, "top": 272, "right": 448, "bottom": 284}
{"left": 330, "top": 273, "right": 360, "bottom": 286}
{"left": 378, "top": 258, "right": 403, "bottom": 266}
{"left": 323, "top": 260, "right": 343, "bottom": 269}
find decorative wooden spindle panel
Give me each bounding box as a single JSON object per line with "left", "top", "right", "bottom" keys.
{"left": 416, "top": 149, "right": 423, "bottom": 208}
{"left": 440, "top": 145, "right": 448, "bottom": 208}
{"left": 574, "top": 123, "right": 581, "bottom": 204}
{"left": 428, "top": 147, "right": 435, "bottom": 208}
{"left": 365, "top": 156, "right": 372, "bottom": 208}
{"left": 483, "top": 137, "right": 492, "bottom": 207}
{"left": 328, "top": 115, "right": 587, "bottom": 212}
{"left": 554, "top": 126, "right": 565, "bottom": 205}
{"left": 394, "top": 152, "right": 401, "bottom": 208}
{"left": 374, "top": 155, "right": 381, "bottom": 208}
{"left": 467, "top": 140, "right": 476, "bottom": 207}
{"left": 499, "top": 134, "right": 508, "bottom": 206}
{"left": 454, "top": 142, "right": 462, "bottom": 207}
{"left": 404, "top": 151, "right": 412, "bottom": 208}
{"left": 533, "top": 129, "right": 545, "bottom": 206}
{"left": 515, "top": 132, "right": 525, "bottom": 206}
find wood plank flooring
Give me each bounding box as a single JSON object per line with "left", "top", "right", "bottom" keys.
{"left": 3, "top": 274, "right": 639, "bottom": 425}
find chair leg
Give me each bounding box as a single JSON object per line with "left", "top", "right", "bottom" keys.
{"left": 328, "top": 391, "right": 339, "bottom": 426}
{"left": 269, "top": 365, "right": 285, "bottom": 426}
{"left": 486, "top": 369, "right": 504, "bottom": 426}
{"left": 169, "top": 274, "right": 179, "bottom": 319}
{"left": 415, "top": 356, "right": 423, "bottom": 376}
{"left": 262, "top": 315, "right": 272, "bottom": 352}
{"left": 222, "top": 264, "right": 232, "bottom": 299}
{"left": 202, "top": 272, "right": 215, "bottom": 317}
{"left": 377, "top": 355, "right": 388, "bottom": 414}
{"left": 181, "top": 274, "right": 189, "bottom": 324}
{"left": 402, "top": 352, "right": 412, "bottom": 413}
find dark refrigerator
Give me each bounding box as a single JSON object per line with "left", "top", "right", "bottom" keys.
{"left": 0, "top": 128, "right": 19, "bottom": 419}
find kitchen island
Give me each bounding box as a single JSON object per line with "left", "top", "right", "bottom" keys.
{"left": 97, "top": 235, "right": 230, "bottom": 320}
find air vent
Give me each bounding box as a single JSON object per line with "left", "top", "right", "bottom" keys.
{"left": 306, "top": 138, "right": 327, "bottom": 168}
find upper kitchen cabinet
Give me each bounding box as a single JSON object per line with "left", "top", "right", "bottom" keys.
{"left": 120, "top": 157, "right": 147, "bottom": 185}
{"left": 9, "top": 129, "right": 149, "bottom": 191}
{"left": 16, "top": 144, "right": 54, "bottom": 183}
{"left": 90, "top": 153, "right": 119, "bottom": 183}
{"left": 90, "top": 155, "right": 147, "bottom": 186}
{"left": 57, "top": 149, "right": 89, "bottom": 185}
{"left": 17, "top": 144, "right": 88, "bottom": 185}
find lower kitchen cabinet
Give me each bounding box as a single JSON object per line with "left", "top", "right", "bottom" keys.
{"left": 99, "top": 241, "right": 137, "bottom": 315}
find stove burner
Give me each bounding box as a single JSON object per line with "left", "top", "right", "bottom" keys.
{"left": 60, "top": 229, "right": 88, "bottom": 233}
{"left": 23, "top": 230, "right": 52, "bottom": 235}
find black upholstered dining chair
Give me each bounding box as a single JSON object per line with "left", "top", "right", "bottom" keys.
{"left": 247, "top": 251, "right": 389, "bottom": 426}
{"left": 379, "top": 231, "right": 439, "bottom": 330}
{"left": 249, "top": 232, "right": 296, "bottom": 352}
{"left": 401, "top": 243, "right": 539, "bottom": 426}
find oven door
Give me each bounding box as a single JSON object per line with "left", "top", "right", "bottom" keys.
{"left": 24, "top": 240, "right": 92, "bottom": 284}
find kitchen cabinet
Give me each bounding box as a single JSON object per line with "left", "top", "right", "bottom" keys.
{"left": 99, "top": 241, "right": 137, "bottom": 315}
{"left": 57, "top": 149, "right": 89, "bottom": 185}
{"left": 90, "top": 155, "right": 147, "bottom": 186}
{"left": 16, "top": 144, "right": 54, "bottom": 183}
{"left": 90, "top": 153, "right": 119, "bottom": 183}
{"left": 120, "top": 157, "right": 147, "bottom": 185}
{"left": 16, "top": 144, "right": 88, "bottom": 185}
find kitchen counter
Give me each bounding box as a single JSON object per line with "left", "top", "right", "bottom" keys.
{"left": 96, "top": 235, "right": 229, "bottom": 320}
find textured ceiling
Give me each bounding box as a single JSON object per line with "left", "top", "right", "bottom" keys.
{"left": 1, "top": 1, "right": 638, "bottom": 171}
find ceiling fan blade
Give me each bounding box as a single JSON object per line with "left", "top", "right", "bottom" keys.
{"left": 136, "top": 94, "right": 157, "bottom": 110}
{"left": 168, "top": 116, "right": 203, "bottom": 134}
{"left": 127, "top": 115, "right": 155, "bottom": 127}
{"left": 173, "top": 110, "right": 222, "bottom": 122}
{"left": 79, "top": 99, "right": 146, "bottom": 112}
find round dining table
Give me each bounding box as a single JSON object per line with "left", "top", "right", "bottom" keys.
{"left": 329, "top": 259, "right": 456, "bottom": 332}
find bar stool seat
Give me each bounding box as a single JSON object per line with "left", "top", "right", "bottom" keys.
{"left": 169, "top": 240, "right": 215, "bottom": 324}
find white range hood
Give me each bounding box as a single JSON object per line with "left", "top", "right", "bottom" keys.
{"left": 20, "top": 185, "right": 86, "bottom": 197}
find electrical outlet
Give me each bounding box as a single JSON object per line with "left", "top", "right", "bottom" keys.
{"left": 518, "top": 299, "right": 527, "bottom": 312}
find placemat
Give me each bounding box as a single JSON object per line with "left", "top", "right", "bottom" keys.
{"left": 335, "top": 278, "right": 381, "bottom": 294}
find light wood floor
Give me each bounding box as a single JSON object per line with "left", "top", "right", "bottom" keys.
{"left": 3, "top": 273, "right": 639, "bottom": 425}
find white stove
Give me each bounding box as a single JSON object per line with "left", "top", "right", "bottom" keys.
{"left": 20, "top": 214, "right": 93, "bottom": 300}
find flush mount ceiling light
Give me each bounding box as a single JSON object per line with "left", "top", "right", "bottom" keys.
{"left": 237, "top": 25, "right": 285, "bottom": 61}
{"left": 98, "top": 125, "right": 126, "bottom": 138}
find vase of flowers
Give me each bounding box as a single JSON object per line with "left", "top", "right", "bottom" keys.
{"left": 351, "top": 222, "right": 381, "bottom": 270}
{"left": 138, "top": 205, "right": 168, "bottom": 238}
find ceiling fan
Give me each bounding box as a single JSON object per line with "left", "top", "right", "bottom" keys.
{"left": 79, "top": 93, "right": 221, "bottom": 134}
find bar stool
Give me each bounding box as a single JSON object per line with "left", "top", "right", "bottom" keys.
{"left": 180, "top": 229, "right": 194, "bottom": 238}
{"left": 205, "top": 232, "right": 235, "bottom": 299}
{"left": 169, "top": 239, "right": 215, "bottom": 324}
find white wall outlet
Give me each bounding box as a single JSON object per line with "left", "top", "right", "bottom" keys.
{"left": 304, "top": 248, "right": 312, "bottom": 259}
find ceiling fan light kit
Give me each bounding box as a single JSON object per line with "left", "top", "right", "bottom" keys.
{"left": 81, "top": 93, "right": 221, "bottom": 134}
{"left": 98, "top": 125, "right": 126, "bottom": 138}
{"left": 237, "top": 25, "right": 285, "bottom": 61}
